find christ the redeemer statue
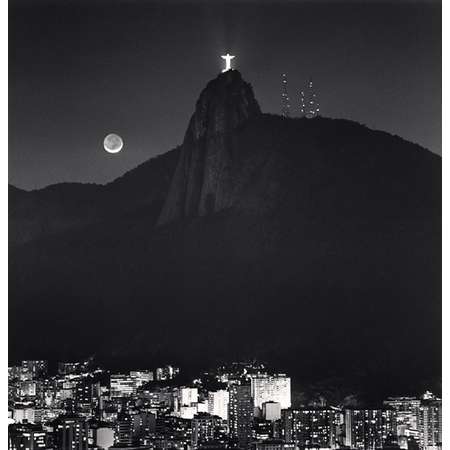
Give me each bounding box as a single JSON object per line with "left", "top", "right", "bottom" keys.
{"left": 221, "top": 53, "right": 235, "bottom": 72}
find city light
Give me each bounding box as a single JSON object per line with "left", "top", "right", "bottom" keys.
{"left": 7, "top": 359, "right": 442, "bottom": 449}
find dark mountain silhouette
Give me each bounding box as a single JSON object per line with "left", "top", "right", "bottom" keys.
{"left": 158, "top": 70, "right": 261, "bottom": 224}
{"left": 9, "top": 147, "right": 180, "bottom": 246}
{"left": 9, "top": 71, "right": 441, "bottom": 401}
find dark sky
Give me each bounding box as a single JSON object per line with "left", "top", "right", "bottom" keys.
{"left": 9, "top": 0, "right": 441, "bottom": 190}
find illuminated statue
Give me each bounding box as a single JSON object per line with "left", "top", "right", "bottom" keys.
{"left": 221, "top": 53, "right": 235, "bottom": 72}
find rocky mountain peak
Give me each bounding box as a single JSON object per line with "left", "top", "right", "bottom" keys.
{"left": 158, "top": 70, "right": 261, "bottom": 225}
{"left": 185, "top": 69, "right": 261, "bottom": 142}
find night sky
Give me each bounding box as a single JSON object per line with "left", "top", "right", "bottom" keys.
{"left": 9, "top": 0, "right": 441, "bottom": 190}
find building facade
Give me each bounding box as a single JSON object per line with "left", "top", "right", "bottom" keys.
{"left": 53, "top": 416, "right": 89, "bottom": 450}
{"left": 418, "top": 398, "right": 442, "bottom": 450}
{"left": 229, "top": 383, "right": 254, "bottom": 448}
{"left": 8, "top": 423, "right": 47, "bottom": 450}
{"left": 282, "top": 408, "right": 340, "bottom": 449}
{"left": 344, "top": 408, "right": 396, "bottom": 450}
{"left": 208, "top": 390, "right": 229, "bottom": 421}
{"left": 110, "top": 374, "right": 137, "bottom": 398}
{"left": 250, "top": 374, "right": 291, "bottom": 412}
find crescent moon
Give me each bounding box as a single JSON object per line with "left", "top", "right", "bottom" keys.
{"left": 104, "top": 133, "right": 123, "bottom": 154}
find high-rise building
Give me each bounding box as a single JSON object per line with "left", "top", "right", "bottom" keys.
{"left": 179, "top": 386, "right": 199, "bottom": 406}
{"left": 208, "top": 390, "right": 229, "bottom": 421}
{"left": 110, "top": 374, "right": 137, "bottom": 398}
{"left": 344, "top": 408, "right": 396, "bottom": 450}
{"left": 53, "top": 415, "right": 89, "bottom": 450}
{"left": 281, "top": 74, "right": 291, "bottom": 118}
{"left": 132, "top": 412, "right": 156, "bottom": 444}
{"left": 115, "top": 410, "right": 134, "bottom": 446}
{"left": 418, "top": 397, "right": 442, "bottom": 450}
{"left": 229, "top": 382, "right": 254, "bottom": 448}
{"left": 75, "top": 379, "right": 100, "bottom": 411}
{"left": 250, "top": 374, "right": 291, "bottom": 413}
{"left": 282, "top": 408, "right": 340, "bottom": 449}
{"left": 299, "top": 78, "right": 320, "bottom": 118}
{"left": 384, "top": 397, "right": 421, "bottom": 431}
{"left": 384, "top": 396, "right": 421, "bottom": 448}
{"left": 191, "top": 413, "right": 224, "bottom": 448}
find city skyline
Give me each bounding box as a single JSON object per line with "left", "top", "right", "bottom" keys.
{"left": 8, "top": 358, "right": 442, "bottom": 449}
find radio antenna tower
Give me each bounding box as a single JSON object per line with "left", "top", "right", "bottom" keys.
{"left": 281, "top": 73, "right": 291, "bottom": 117}
{"left": 300, "top": 77, "right": 320, "bottom": 118}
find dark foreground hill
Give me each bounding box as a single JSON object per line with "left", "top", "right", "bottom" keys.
{"left": 9, "top": 71, "right": 441, "bottom": 401}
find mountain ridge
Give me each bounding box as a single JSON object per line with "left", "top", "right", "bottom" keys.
{"left": 8, "top": 115, "right": 439, "bottom": 196}
{"left": 9, "top": 114, "right": 439, "bottom": 246}
{"left": 9, "top": 72, "right": 441, "bottom": 400}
